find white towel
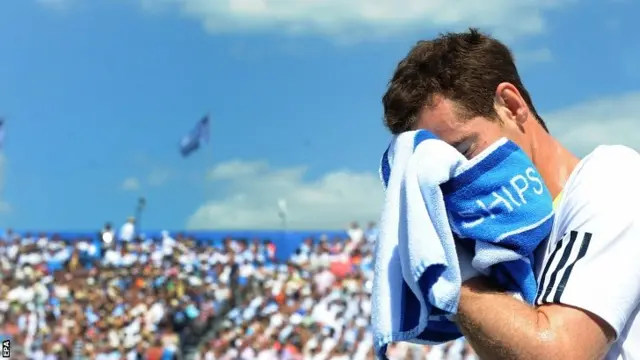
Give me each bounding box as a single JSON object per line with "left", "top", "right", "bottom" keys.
{"left": 372, "top": 130, "right": 554, "bottom": 359}
{"left": 372, "top": 131, "right": 469, "bottom": 354}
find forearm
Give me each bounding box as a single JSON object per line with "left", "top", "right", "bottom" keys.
{"left": 455, "top": 278, "right": 561, "bottom": 360}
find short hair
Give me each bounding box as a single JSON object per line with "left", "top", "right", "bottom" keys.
{"left": 382, "top": 28, "right": 547, "bottom": 134}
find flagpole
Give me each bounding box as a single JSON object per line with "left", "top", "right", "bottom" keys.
{"left": 134, "top": 197, "right": 146, "bottom": 236}
{"left": 204, "top": 112, "right": 214, "bottom": 217}
{"left": 278, "top": 199, "right": 287, "bottom": 243}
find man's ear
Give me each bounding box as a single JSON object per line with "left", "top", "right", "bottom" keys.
{"left": 495, "top": 82, "right": 529, "bottom": 126}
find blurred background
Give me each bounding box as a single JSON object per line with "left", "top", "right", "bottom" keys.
{"left": 1, "top": 0, "right": 639, "bottom": 359}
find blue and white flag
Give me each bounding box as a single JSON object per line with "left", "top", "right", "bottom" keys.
{"left": 179, "top": 115, "right": 209, "bottom": 157}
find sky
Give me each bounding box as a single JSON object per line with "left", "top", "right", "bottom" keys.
{"left": 0, "top": 0, "right": 638, "bottom": 231}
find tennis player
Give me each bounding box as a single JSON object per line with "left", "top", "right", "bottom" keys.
{"left": 382, "top": 28, "right": 640, "bottom": 359}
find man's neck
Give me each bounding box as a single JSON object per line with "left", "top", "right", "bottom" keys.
{"left": 530, "top": 132, "right": 580, "bottom": 199}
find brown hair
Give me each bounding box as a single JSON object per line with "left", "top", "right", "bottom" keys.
{"left": 382, "top": 28, "right": 547, "bottom": 134}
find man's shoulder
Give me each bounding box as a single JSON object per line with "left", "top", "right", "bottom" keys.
{"left": 553, "top": 145, "right": 640, "bottom": 243}
{"left": 573, "top": 144, "right": 640, "bottom": 181}
{"left": 562, "top": 145, "right": 640, "bottom": 205}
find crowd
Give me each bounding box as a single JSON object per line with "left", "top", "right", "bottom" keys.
{"left": 0, "top": 224, "right": 245, "bottom": 359}
{"left": 191, "top": 222, "right": 478, "bottom": 360}
{"left": 0, "top": 220, "right": 478, "bottom": 360}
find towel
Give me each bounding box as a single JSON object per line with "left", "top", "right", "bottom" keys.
{"left": 372, "top": 130, "right": 554, "bottom": 358}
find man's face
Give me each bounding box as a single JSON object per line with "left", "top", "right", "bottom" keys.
{"left": 415, "top": 96, "right": 530, "bottom": 160}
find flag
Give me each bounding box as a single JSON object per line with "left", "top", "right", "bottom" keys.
{"left": 179, "top": 115, "right": 209, "bottom": 157}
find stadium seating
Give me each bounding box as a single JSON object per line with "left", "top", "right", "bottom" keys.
{"left": 0, "top": 227, "right": 478, "bottom": 359}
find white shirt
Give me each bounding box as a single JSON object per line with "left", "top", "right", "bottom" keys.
{"left": 533, "top": 145, "right": 640, "bottom": 360}
{"left": 7, "top": 285, "right": 35, "bottom": 303}
{"left": 121, "top": 253, "right": 137, "bottom": 266}
{"left": 119, "top": 222, "right": 135, "bottom": 242}
{"left": 103, "top": 249, "right": 121, "bottom": 266}
{"left": 147, "top": 302, "right": 165, "bottom": 327}
{"left": 102, "top": 230, "right": 115, "bottom": 245}
{"left": 18, "top": 252, "right": 43, "bottom": 266}
{"left": 353, "top": 334, "right": 373, "bottom": 360}
{"left": 151, "top": 250, "right": 164, "bottom": 266}
{"left": 255, "top": 350, "right": 274, "bottom": 360}
{"left": 347, "top": 227, "right": 364, "bottom": 243}
{"left": 162, "top": 234, "right": 176, "bottom": 255}
{"left": 7, "top": 244, "right": 18, "bottom": 259}
{"left": 31, "top": 350, "right": 45, "bottom": 360}
{"left": 239, "top": 347, "right": 255, "bottom": 359}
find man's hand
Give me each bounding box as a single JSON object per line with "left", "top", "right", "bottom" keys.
{"left": 456, "top": 277, "right": 614, "bottom": 360}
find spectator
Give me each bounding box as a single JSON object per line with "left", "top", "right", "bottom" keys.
{"left": 346, "top": 222, "right": 364, "bottom": 244}
{"left": 101, "top": 222, "right": 115, "bottom": 247}
{"left": 119, "top": 217, "right": 136, "bottom": 242}
{"left": 364, "top": 221, "right": 378, "bottom": 244}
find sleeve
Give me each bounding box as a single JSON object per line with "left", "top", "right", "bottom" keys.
{"left": 535, "top": 146, "right": 640, "bottom": 337}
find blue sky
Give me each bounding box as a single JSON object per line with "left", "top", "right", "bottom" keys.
{"left": 0, "top": 0, "right": 638, "bottom": 231}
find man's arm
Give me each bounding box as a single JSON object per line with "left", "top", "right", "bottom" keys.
{"left": 456, "top": 277, "right": 612, "bottom": 359}
{"left": 455, "top": 145, "right": 640, "bottom": 359}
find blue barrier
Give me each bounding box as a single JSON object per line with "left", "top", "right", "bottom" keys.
{"left": 6, "top": 230, "right": 349, "bottom": 261}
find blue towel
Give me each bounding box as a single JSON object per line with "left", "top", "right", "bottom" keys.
{"left": 372, "top": 130, "right": 554, "bottom": 359}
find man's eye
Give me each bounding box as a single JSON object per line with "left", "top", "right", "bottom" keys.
{"left": 454, "top": 141, "right": 473, "bottom": 157}
{"left": 463, "top": 146, "right": 474, "bottom": 157}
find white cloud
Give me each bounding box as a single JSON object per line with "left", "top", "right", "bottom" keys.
{"left": 120, "top": 167, "right": 171, "bottom": 191}
{"left": 142, "top": 0, "right": 575, "bottom": 42}
{"left": 121, "top": 177, "right": 141, "bottom": 191}
{"left": 187, "top": 160, "right": 383, "bottom": 229}
{"left": 187, "top": 92, "right": 640, "bottom": 230}
{"left": 547, "top": 92, "right": 640, "bottom": 156}
{"left": 207, "top": 160, "right": 269, "bottom": 180}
